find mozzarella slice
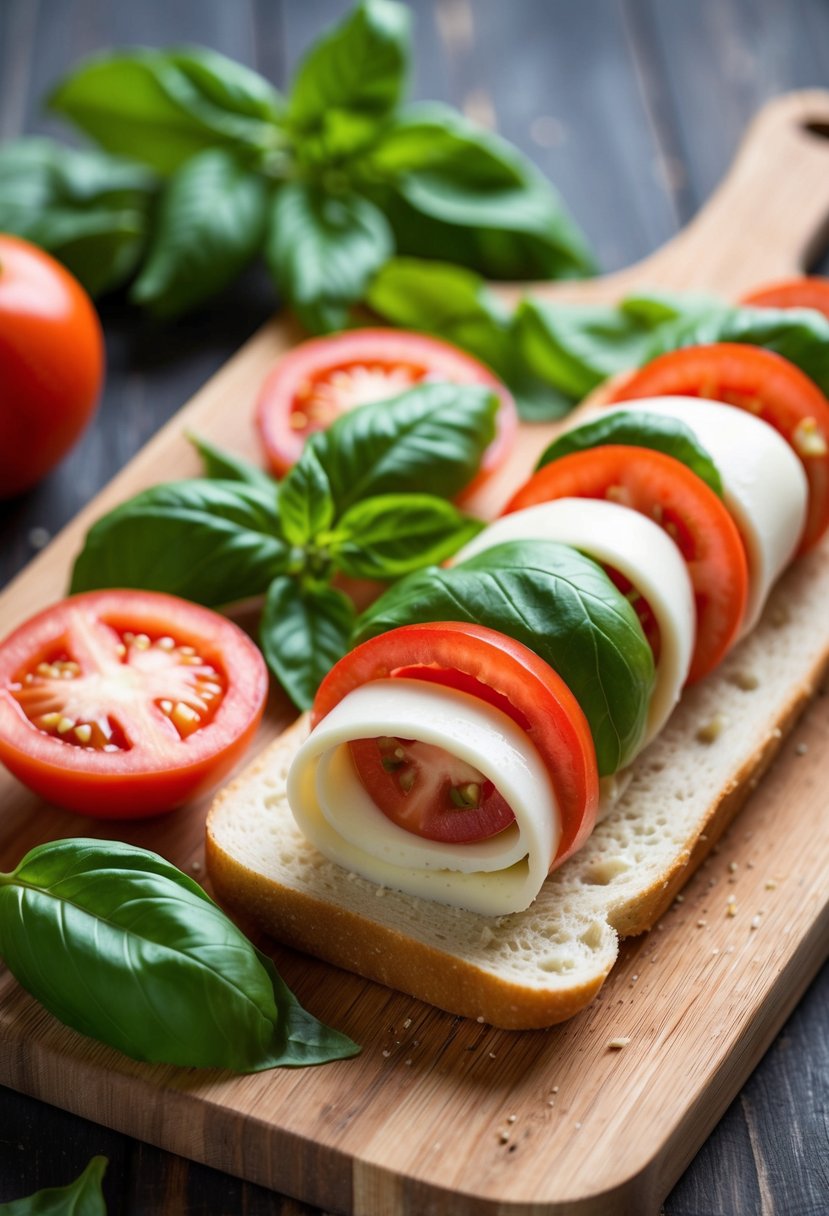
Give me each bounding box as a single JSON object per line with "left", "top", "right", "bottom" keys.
{"left": 454, "top": 498, "right": 695, "bottom": 748}
{"left": 287, "top": 679, "right": 561, "bottom": 915}
{"left": 602, "top": 397, "right": 808, "bottom": 633}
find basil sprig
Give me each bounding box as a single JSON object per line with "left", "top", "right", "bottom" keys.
{"left": 71, "top": 385, "right": 492, "bottom": 709}
{"left": 355, "top": 539, "right": 655, "bottom": 775}
{"left": 6, "top": 1, "right": 591, "bottom": 324}
{"left": 0, "top": 839, "right": 358, "bottom": 1071}
{"left": 0, "top": 1156, "right": 109, "bottom": 1216}
{"left": 537, "top": 410, "right": 725, "bottom": 496}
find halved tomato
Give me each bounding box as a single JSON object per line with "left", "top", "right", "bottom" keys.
{"left": 606, "top": 343, "right": 829, "bottom": 550}
{"left": 741, "top": 277, "right": 829, "bottom": 320}
{"left": 313, "top": 621, "right": 599, "bottom": 862}
{"left": 255, "top": 328, "right": 517, "bottom": 500}
{"left": 0, "top": 590, "right": 268, "bottom": 817}
{"left": 504, "top": 446, "right": 749, "bottom": 684}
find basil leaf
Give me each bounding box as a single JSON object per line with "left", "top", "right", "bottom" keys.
{"left": 0, "top": 840, "right": 357, "bottom": 1072}
{"left": 288, "top": 0, "right": 409, "bottom": 132}
{"left": 260, "top": 577, "right": 354, "bottom": 710}
{"left": 538, "top": 410, "right": 725, "bottom": 496}
{"left": 279, "top": 446, "right": 335, "bottom": 545}
{"left": 50, "top": 48, "right": 281, "bottom": 175}
{"left": 0, "top": 138, "right": 155, "bottom": 296}
{"left": 355, "top": 539, "right": 655, "bottom": 774}
{"left": 266, "top": 181, "right": 393, "bottom": 332}
{"left": 189, "top": 433, "right": 277, "bottom": 491}
{"left": 327, "top": 493, "right": 483, "bottom": 579}
{"left": 645, "top": 304, "right": 829, "bottom": 395}
{"left": 364, "top": 104, "right": 594, "bottom": 280}
{"left": 0, "top": 1156, "right": 108, "bottom": 1216}
{"left": 308, "top": 382, "right": 498, "bottom": 512}
{"left": 367, "top": 258, "right": 572, "bottom": 420}
{"left": 70, "top": 480, "right": 289, "bottom": 607}
{"left": 131, "top": 148, "right": 268, "bottom": 318}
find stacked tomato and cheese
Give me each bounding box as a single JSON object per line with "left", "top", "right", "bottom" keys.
{"left": 287, "top": 343, "right": 829, "bottom": 915}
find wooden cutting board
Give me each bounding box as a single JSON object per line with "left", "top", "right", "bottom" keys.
{"left": 2, "top": 90, "right": 829, "bottom": 1216}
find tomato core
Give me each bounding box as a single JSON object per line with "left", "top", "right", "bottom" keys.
{"left": 289, "top": 358, "right": 426, "bottom": 439}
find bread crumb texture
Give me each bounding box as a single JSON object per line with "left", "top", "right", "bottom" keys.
{"left": 206, "top": 545, "right": 829, "bottom": 1026}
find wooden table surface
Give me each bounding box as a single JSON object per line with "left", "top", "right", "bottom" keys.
{"left": 1, "top": 1, "right": 828, "bottom": 1212}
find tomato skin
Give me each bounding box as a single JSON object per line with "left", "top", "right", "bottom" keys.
{"left": 741, "top": 277, "right": 829, "bottom": 320}
{"left": 255, "top": 328, "right": 517, "bottom": 501}
{"left": 0, "top": 236, "right": 104, "bottom": 498}
{"left": 606, "top": 343, "right": 829, "bottom": 551}
{"left": 313, "top": 621, "right": 599, "bottom": 866}
{"left": 0, "top": 591, "right": 268, "bottom": 817}
{"left": 504, "top": 446, "right": 749, "bottom": 684}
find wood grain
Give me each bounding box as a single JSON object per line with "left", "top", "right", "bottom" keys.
{"left": 2, "top": 87, "right": 829, "bottom": 1216}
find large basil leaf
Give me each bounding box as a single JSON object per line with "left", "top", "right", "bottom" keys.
{"left": 0, "top": 840, "right": 358, "bottom": 1071}
{"left": 0, "top": 1156, "right": 108, "bottom": 1216}
{"left": 538, "top": 410, "right": 725, "bottom": 496}
{"left": 50, "top": 48, "right": 281, "bottom": 175}
{"left": 70, "top": 480, "right": 289, "bottom": 606}
{"left": 189, "top": 433, "right": 277, "bottom": 492}
{"left": 645, "top": 304, "right": 829, "bottom": 395}
{"left": 363, "top": 104, "right": 594, "bottom": 280}
{"left": 327, "top": 493, "right": 483, "bottom": 579}
{"left": 267, "top": 181, "right": 393, "bottom": 332}
{"left": 0, "top": 138, "right": 155, "bottom": 296}
{"left": 260, "top": 577, "right": 354, "bottom": 710}
{"left": 131, "top": 148, "right": 268, "bottom": 317}
{"left": 288, "top": 0, "right": 409, "bottom": 136}
{"left": 278, "top": 445, "right": 335, "bottom": 545}
{"left": 307, "top": 382, "right": 498, "bottom": 512}
{"left": 355, "top": 539, "right": 654, "bottom": 774}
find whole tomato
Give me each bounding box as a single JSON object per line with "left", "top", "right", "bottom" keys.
{"left": 0, "top": 234, "right": 104, "bottom": 497}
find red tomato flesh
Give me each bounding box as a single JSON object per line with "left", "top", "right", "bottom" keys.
{"left": 0, "top": 591, "right": 268, "bottom": 817}
{"left": 255, "top": 328, "right": 517, "bottom": 500}
{"left": 313, "top": 622, "right": 599, "bottom": 864}
{"left": 606, "top": 343, "right": 829, "bottom": 551}
{"left": 505, "top": 446, "right": 749, "bottom": 684}
{"left": 741, "top": 277, "right": 829, "bottom": 321}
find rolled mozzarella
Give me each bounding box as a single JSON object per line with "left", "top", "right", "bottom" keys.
{"left": 454, "top": 498, "right": 695, "bottom": 748}
{"left": 602, "top": 397, "right": 808, "bottom": 633}
{"left": 287, "top": 679, "right": 561, "bottom": 915}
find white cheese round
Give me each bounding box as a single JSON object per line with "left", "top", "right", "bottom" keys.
{"left": 602, "top": 397, "right": 808, "bottom": 633}
{"left": 454, "top": 498, "right": 695, "bottom": 748}
{"left": 287, "top": 679, "right": 561, "bottom": 915}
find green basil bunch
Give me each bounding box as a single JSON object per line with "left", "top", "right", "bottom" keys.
{"left": 0, "top": 0, "right": 593, "bottom": 328}
{"left": 70, "top": 383, "right": 496, "bottom": 709}
{"left": 0, "top": 840, "right": 358, "bottom": 1072}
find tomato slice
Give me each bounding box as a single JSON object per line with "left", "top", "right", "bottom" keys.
{"left": 606, "top": 343, "right": 829, "bottom": 550}
{"left": 504, "top": 446, "right": 749, "bottom": 684}
{"left": 0, "top": 590, "right": 268, "bottom": 817}
{"left": 741, "top": 277, "right": 829, "bottom": 320}
{"left": 313, "top": 621, "right": 599, "bottom": 864}
{"left": 255, "top": 328, "right": 517, "bottom": 500}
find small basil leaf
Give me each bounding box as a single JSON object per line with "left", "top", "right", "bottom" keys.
{"left": 0, "top": 1155, "right": 108, "bottom": 1216}
{"left": 279, "top": 446, "right": 335, "bottom": 545}
{"left": 189, "top": 433, "right": 277, "bottom": 491}
{"left": 309, "top": 382, "right": 498, "bottom": 512}
{"left": 0, "top": 138, "right": 156, "bottom": 295}
{"left": 538, "top": 410, "right": 725, "bottom": 497}
{"left": 260, "top": 577, "right": 354, "bottom": 710}
{"left": 0, "top": 840, "right": 357, "bottom": 1072}
{"left": 288, "top": 0, "right": 409, "bottom": 131}
{"left": 355, "top": 539, "right": 655, "bottom": 775}
{"left": 50, "top": 48, "right": 281, "bottom": 175}
{"left": 131, "top": 148, "right": 268, "bottom": 318}
{"left": 363, "top": 104, "right": 594, "bottom": 280}
{"left": 327, "top": 493, "right": 483, "bottom": 579}
{"left": 70, "top": 479, "right": 288, "bottom": 607}
{"left": 266, "top": 181, "right": 393, "bottom": 333}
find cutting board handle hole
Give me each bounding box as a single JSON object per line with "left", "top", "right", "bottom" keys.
{"left": 802, "top": 118, "right": 829, "bottom": 141}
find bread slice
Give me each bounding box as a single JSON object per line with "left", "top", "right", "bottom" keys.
{"left": 206, "top": 542, "right": 829, "bottom": 1029}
